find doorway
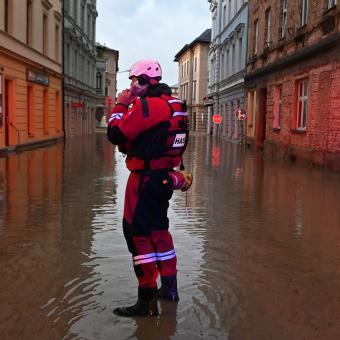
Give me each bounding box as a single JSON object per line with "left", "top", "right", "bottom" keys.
{"left": 257, "top": 87, "right": 267, "bottom": 148}
{"left": 4, "top": 79, "right": 10, "bottom": 146}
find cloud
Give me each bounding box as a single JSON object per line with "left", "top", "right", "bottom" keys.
{"left": 96, "top": 0, "right": 210, "bottom": 91}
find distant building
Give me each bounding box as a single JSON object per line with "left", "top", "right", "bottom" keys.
{"left": 208, "top": 0, "right": 248, "bottom": 142}
{"left": 63, "top": 0, "right": 101, "bottom": 137}
{"left": 170, "top": 84, "right": 179, "bottom": 98}
{"left": 174, "top": 29, "right": 211, "bottom": 133}
{"left": 0, "top": 0, "right": 63, "bottom": 152}
{"left": 245, "top": 0, "right": 340, "bottom": 170}
{"left": 95, "top": 44, "right": 119, "bottom": 127}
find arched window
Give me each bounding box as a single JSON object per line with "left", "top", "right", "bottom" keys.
{"left": 96, "top": 72, "right": 102, "bottom": 90}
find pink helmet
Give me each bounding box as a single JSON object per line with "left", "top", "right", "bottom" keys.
{"left": 129, "top": 59, "right": 162, "bottom": 80}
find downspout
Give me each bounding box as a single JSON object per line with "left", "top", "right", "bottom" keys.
{"left": 244, "top": 0, "right": 250, "bottom": 146}
{"left": 61, "top": 0, "right": 66, "bottom": 140}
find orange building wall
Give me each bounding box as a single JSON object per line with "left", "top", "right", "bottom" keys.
{"left": 0, "top": 53, "right": 63, "bottom": 150}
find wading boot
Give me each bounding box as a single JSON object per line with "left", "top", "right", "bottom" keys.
{"left": 157, "top": 276, "right": 179, "bottom": 301}
{"left": 113, "top": 287, "right": 159, "bottom": 317}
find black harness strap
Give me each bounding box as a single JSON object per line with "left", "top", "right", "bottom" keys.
{"left": 140, "top": 97, "right": 150, "bottom": 117}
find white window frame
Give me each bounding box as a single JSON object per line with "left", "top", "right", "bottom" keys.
{"left": 297, "top": 79, "right": 308, "bottom": 130}
{"left": 254, "top": 20, "right": 259, "bottom": 55}
{"left": 265, "top": 8, "right": 272, "bottom": 46}
{"left": 301, "top": 0, "right": 308, "bottom": 26}
{"left": 192, "top": 80, "right": 197, "bottom": 102}
{"left": 328, "top": 0, "right": 336, "bottom": 8}
{"left": 281, "top": 0, "right": 288, "bottom": 39}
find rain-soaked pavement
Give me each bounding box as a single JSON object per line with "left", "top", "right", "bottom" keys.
{"left": 1, "top": 133, "right": 340, "bottom": 340}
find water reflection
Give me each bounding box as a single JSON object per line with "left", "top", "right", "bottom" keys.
{"left": 1, "top": 134, "right": 340, "bottom": 339}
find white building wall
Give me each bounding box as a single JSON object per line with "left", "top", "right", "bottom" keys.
{"left": 208, "top": 0, "right": 248, "bottom": 141}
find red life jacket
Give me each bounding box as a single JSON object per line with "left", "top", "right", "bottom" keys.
{"left": 127, "top": 95, "right": 189, "bottom": 170}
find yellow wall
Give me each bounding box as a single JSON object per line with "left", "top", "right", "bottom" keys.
{"left": 0, "top": 53, "right": 63, "bottom": 149}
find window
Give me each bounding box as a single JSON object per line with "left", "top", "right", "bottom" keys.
{"left": 73, "top": 49, "right": 77, "bottom": 77}
{"left": 186, "top": 60, "right": 189, "bottom": 76}
{"left": 234, "top": 0, "right": 238, "bottom": 15}
{"left": 297, "top": 79, "right": 308, "bottom": 130}
{"left": 253, "top": 20, "right": 259, "bottom": 55}
{"left": 43, "top": 14, "right": 48, "bottom": 55}
{"left": 27, "top": 0, "right": 33, "bottom": 45}
{"left": 96, "top": 72, "right": 102, "bottom": 90}
{"left": 226, "top": 49, "right": 230, "bottom": 76}
{"left": 55, "top": 25, "right": 60, "bottom": 62}
{"left": 0, "top": 74, "right": 2, "bottom": 128}
{"left": 221, "top": 53, "right": 225, "bottom": 78}
{"left": 301, "top": 0, "right": 308, "bottom": 26}
{"left": 55, "top": 91, "right": 61, "bottom": 133}
{"left": 27, "top": 86, "right": 34, "bottom": 135}
{"left": 222, "top": 5, "right": 226, "bottom": 27}
{"left": 81, "top": 3, "right": 85, "bottom": 29}
{"left": 228, "top": 0, "right": 232, "bottom": 22}
{"left": 265, "top": 8, "right": 272, "bottom": 47}
{"left": 328, "top": 0, "right": 336, "bottom": 8}
{"left": 192, "top": 80, "right": 197, "bottom": 102}
{"left": 43, "top": 90, "right": 49, "bottom": 134}
{"left": 73, "top": 0, "right": 78, "bottom": 22}
{"left": 273, "top": 85, "right": 282, "bottom": 129}
{"left": 5, "top": 0, "right": 11, "bottom": 33}
{"left": 87, "top": 13, "right": 91, "bottom": 37}
{"left": 280, "top": 0, "right": 288, "bottom": 39}
{"left": 194, "top": 56, "right": 198, "bottom": 72}
{"left": 232, "top": 44, "right": 236, "bottom": 74}
{"left": 238, "top": 38, "right": 243, "bottom": 70}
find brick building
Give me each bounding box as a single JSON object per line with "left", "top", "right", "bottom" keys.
{"left": 245, "top": 0, "right": 340, "bottom": 170}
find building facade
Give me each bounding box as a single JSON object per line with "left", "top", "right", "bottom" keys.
{"left": 208, "top": 0, "right": 248, "bottom": 142}
{"left": 0, "top": 0, "right": 63, "bottom": 152}
{"left": 95, "top": 44, "right": 119, "bottom": 127}
{"left": 63, "top": 0, "right": 102, "bottom": 137}
{"left": 245, "top": 0, "right": 340, "bottom": 170}
{"left": 174, "top": 29, "right": 211, "bottom": 133}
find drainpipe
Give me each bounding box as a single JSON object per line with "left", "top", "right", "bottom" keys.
{"left": 244, "top": 1, "right": 250, "bottom": 146}
{"left": 61, "top": 0, "right": 66, "bottom": 140}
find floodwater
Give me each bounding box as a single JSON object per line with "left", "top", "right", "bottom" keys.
{"left": 1, "top": 133, "right": 340, "bottom": 340}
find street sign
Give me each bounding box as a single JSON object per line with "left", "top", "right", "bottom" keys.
{"left": 235, "top": 108, "right": 247, "bottom": 121}
{"left": 213, "top": 114, "right": 222, "bottom": 124}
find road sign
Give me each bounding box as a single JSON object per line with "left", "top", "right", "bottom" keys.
{"left": 235, "top": 108, "right": 247, "bottom": 121}
{"left": 213, "top": 114, "right": 222, "bottom": 124}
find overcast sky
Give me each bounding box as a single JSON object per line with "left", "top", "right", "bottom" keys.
{"left": 96, "top": 0, "right": 211, "bottom": 92}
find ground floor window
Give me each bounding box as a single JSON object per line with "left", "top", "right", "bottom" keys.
{"left": 273, "top": 85, "right": 282, "bottom": 129}
{"left": 296, "top": 79, "right": 309, "bottom": 130}
{"left": 0, "top": 74, "right": 3, "bottom": 128}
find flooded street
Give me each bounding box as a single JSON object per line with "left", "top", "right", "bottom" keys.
{"left": 1, "top": 133, "right": 340, "bottom": 340}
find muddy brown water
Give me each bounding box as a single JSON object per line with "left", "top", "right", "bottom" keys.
{"left": 1, "top": 134, "right": 340, "bottom": 340}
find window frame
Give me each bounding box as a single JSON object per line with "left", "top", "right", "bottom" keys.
{"left": 301, "top": 0, "right": 308, "bottom": 26}
{"left": 280, "top": 0, "right": 288, "bottom": 39}
{"left": 296, "top": 79, "right": 309, "bottom": 131}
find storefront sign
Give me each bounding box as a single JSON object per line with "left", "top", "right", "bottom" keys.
{"left": 71, "top": 102, "right": 85, "bottom": 109}
{"left": 213, "top": 114, "right": 222, "bottom": 124}
{"left": 27, "top": 69, "right": 49, "bottom": 86}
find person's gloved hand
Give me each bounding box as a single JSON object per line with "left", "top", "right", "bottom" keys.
{"left": 180, "top": 172, "right": 193, "bottom": 192}
{"left": 116, "top": 89, "right": 135, "bottom": 107}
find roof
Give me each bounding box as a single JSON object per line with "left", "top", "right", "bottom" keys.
{"left": 174, "top": 29, "right": 211, "bottom": 61}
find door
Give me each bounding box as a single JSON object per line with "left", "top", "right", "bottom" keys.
{"left": 257, "top": 87, "right": 267, "bottom": 148}
{"left": 4, "top": 79, "right": 9, "bottom": 146}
